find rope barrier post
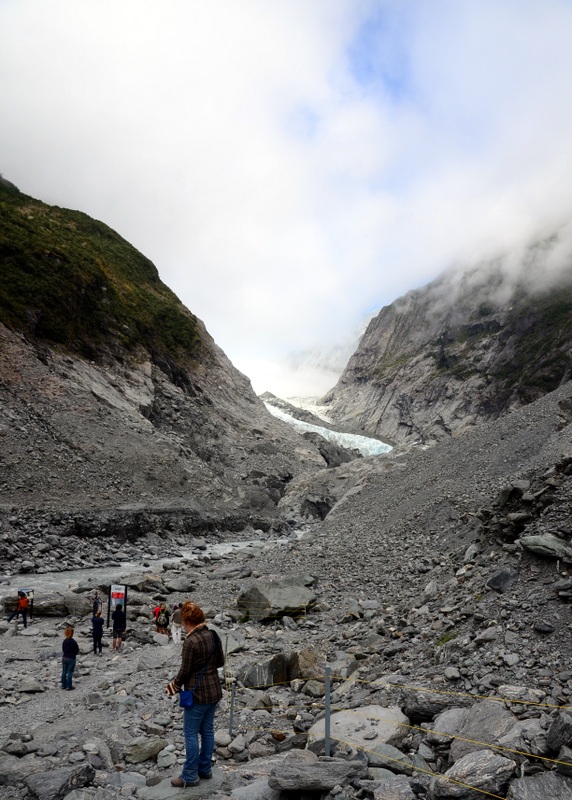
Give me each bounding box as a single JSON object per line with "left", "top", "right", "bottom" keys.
{"left": 228, "top": 683, "right": 235, "bottom": 738}
{"left": 325, "top": 665, "right": 331, "bottom": 757}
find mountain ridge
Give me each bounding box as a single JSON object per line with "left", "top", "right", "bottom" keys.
{"left": 321, "top": 245, "right": 572, "bottom": 444}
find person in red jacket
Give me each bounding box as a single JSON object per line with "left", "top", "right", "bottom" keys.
{"left": 8, "top": 592, "right": 29, "bottom": 628}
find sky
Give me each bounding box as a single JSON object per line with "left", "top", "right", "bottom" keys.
{"left": 2, "top": 0, "right": 572, "bottom": 398}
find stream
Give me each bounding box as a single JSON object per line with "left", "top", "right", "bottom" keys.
{"left": 0, "top": 538, "right": 281, "bottom": 598}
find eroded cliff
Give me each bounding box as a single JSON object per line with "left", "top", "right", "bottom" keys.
{"left": 322, "top": 246, "right": 572, "bottom": 444}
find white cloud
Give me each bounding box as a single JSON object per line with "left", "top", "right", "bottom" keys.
{"left": 1, "top": 0, "right": 572, "bottom": 397}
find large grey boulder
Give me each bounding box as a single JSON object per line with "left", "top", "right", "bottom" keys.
{"left": 518, "top": 534, "right": 572, "bottom": 561}
{"left": 26, "top": 591, "right": 68, "bottom": 616}
{"left": 449, "top": 701, "right": 517, "bottom": 762}
{"left": 63, "top": 592, "right": 92, "bottom": 616}
{"left": 506, "top": 771, "right": 572, "bottom": 799}
{"left": 556, "top": 745, "right": 572, "bottom": 776}
{"left": 0, "top": 752, "right": 45, "bottom": 785}
{"left": 123, "top": 736, "right": 167, "bottom": 764}
{"left": 163, "top": 575, "right": 196, "bottom": 593}
{"left": 373, "top": 774, "right": 417, "bottom": 800}
{"left": 25, "top": 764, "right": 95, "bottom": 800}
{"left": 367, "top": 742, "right": 415, "bottom": 774}
{"left": 308, "top": 705, "right": 409, "bottom": 750}
{"left": 547, "top": 711, "right": 572, "bottom": 751}
{"left": 497, "top": 718, "right": 549, "bottom": 761}
{"left": 268, "top": 750, "right": 367, "bottom": 790}
{"left": 485, "top": 567, "right": 519, "bottom": 593}
{"left": 236, "top": 652, "right": 295, "bottom": 688}
{"left": 119, "top": 573, "right": 166, "bottom": 593}
{"left": 401, "top": 687, "right": 463, "bottom": 722}
{"left": 430, "top": 750, "right": 516, "bottom": 799}
{"left": 237, "top": 577, "right": 316, "bottom": 622}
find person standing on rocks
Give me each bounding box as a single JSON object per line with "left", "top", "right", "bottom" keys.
{"left": 111, "top": 602, "right": 126, "bottom": 652}
{"left": 92, "top": 609, "right": 104, "bottom": 655}
{"left": 61, "top": 626, "right": 79, "bottom": 690}
{"left": 91, "top": 591, "right": 102, "bottom": 617}
{"left": 171, "top": 603, "right": 183, "bottom": 644}
{"left": 156, "top": 602, "right": 169, "bottom": 635}
{"left": 166, "top": 601, "right": 225, "bottom": 788}
{"left": 8, "top": 591, "right": 29, "bottom": 628}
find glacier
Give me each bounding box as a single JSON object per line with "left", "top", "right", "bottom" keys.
{"left": 264, "top": 402, "right": 392, "bottom": 457}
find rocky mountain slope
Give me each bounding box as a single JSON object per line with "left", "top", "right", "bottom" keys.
{"left": 0, "top": 179, "right": 326, "bottom": 539}
{"left": 321, "top": 241, "right": 572, "bottom": 445}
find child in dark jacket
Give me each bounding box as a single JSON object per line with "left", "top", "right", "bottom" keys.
{"left": 61, "top": 627, "right": 80, "bottom": 690}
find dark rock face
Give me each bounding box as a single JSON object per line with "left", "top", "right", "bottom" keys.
{"left": 321, "top": 253, "right": 572, "bottom": 445}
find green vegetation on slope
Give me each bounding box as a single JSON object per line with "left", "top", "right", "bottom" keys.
{"left": 0, "top": 180, "right": 199, "bottom": 363}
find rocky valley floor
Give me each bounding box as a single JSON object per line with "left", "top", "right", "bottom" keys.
{"left": 2, "top": 384, "right": 572, "bottom": 799}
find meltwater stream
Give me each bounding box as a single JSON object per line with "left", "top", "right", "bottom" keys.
{"left": 264, "top": 402, "right": 392, "bottom": 457}
{"left": 0, "top": 539, "right": 277, "bottom": 597}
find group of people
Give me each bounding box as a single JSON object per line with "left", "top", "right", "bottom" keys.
{"left": 153, "top": 601, "right": 184, "bottom": 643}
{"left": 62, "top": 602, "right": 127, "bottom": 691}
{"left": 60, "top": 598, "right": 225, "bottom": 789}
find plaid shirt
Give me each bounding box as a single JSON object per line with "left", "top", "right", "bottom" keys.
{"left": 172, "top": 626, "right": 224, "bottom": 704}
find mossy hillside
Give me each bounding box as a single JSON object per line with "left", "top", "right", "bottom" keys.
{"left": 0, "top": 181, "right": 199, "bottom": 363}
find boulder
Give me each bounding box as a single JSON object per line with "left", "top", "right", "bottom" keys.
{"left": 63, "top": 592, "right": 92, "bottom": 616}
{"left": 308, "top": 705, "right": 409, "bottom": 750}
{"left": 123, "top": 736, "right": 167, "bottom": 764}
{"left": 547, "top": 712, "right": 572, "bottom": 751}
{"left": 506, "top": 771, "right": 572, "bottom": 799}
{"left": 268, "top": 750, "right": 367, "bottom": 791}
{"left": 237, "top": 577, "right": 316, "bottom": 622}
{"left": 556, "top": 745, "right": 572, "bottom": 777}
{"left": 449, "top": 701, "right": 517, "bottom": 762}
{"left": 518, "top": 534, "right": 572, "bottom": 561}
{"left": 25, "top": 591, "right": 68, "bottom": 616}
{"left": 431, "top": 750, "right": 516, "bottom": 798}
{"left": 368, "top": 742, "right": 415, "bottom": 774}
{"left": 119, "top": 573, "right": 166, "bottom": 593}
{"left": 236, "top": 652, "right": 295, "bottom": 688}
{"left": 373, "top": 774, "right": 417, "bottom": 800}
{"left": 401, "top": 688, "right": 462, "bottom": 723}
{"left": 485, "top": 567, "right": 519, "bottom": 593}
{"left": 25, "top": 764, "right": 95, "bottom": 800}
{"left": 426, "top": 707, "right": 470, "bottom": 747}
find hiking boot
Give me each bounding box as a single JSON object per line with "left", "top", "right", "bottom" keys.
{"left": 170, "top": 777, "right": 199, "bottom": 788}
{"left": 199, "top": 772, "right": 212, "bottom": 779}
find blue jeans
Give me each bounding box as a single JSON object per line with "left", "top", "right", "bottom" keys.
{"left": 181, "top": 702, "right": 218, "bottom": 782}
{"left": 61, "top": 658, "right": 76, "bottom": 689}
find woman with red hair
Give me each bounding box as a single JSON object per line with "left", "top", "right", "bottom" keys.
{"left": 166, "top": 601, "right": 225, "bottom": 788}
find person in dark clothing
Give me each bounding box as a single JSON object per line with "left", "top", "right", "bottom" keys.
{"left": 8, "top": 592, "right": 29, "bottom": 628}
{"left": 61, "top": 626, "right": 79, "bottom": 690}
{"left": 92, "top": 610, "right": 104, "bottom": 655}
{"left": 91, "top": 591, "right": 102, "bottom": 617}
{"left": 111, "top": 603, "right": 126, "bottom": 652}
{"left": 166, "top": 601, "right": 225, "bottom": 788}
